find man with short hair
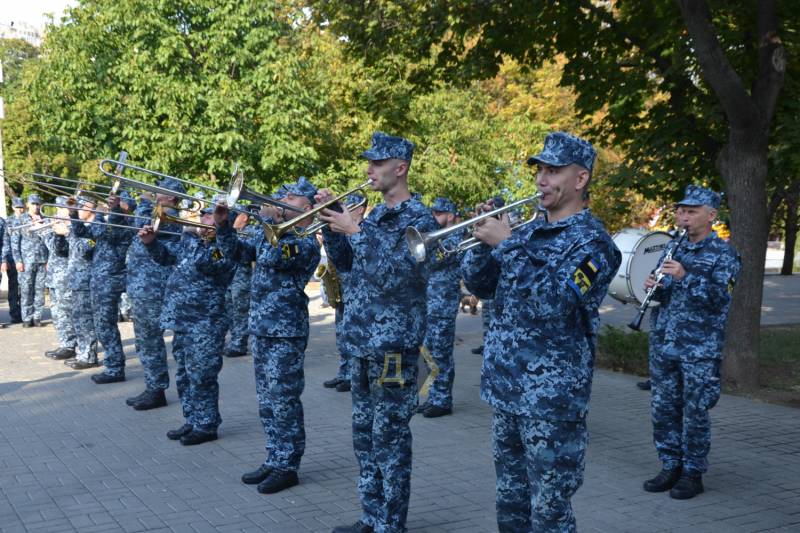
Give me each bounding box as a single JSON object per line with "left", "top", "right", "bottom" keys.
{"left": 12, "top": 194, "right": 49, "bottom": 327}
{"left": 463, "top": 132, "right": 621, "bottom": 532}
{"left": 318, "top": 132, "right": 437, "bottom": 533}
{"left": 642, "top": 185, "right": 741, "bottom": 500}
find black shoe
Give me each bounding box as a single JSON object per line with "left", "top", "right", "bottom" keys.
{"left": 470, "top": 345, "right": 483, "bottom": 355}
{"left": 336, "top": 380, "right": 351, "bottom": 392}
{"left": 180, "top": 429, "right": 218, "bottom": 446}
{"left": 415, "top": 402, "right": 430, "bottom": 414}
{"left": 34, "top": 319, "right": 43, "bottom": 327}
{"left": 52, "top": 347, "right": 76, "bottom": 360}
{"left": 670, "top": 472, "right": 704, "bottom": 500}
{"left": 45, "top": 348, "right": 61, "bottom": 357}
{"left": 224, "top": 349, "right": 248, "bottom": 358}
{"left": 126, "top": 390, "right": 149, "bottom": 406}
{"left": 241, "top": 464, "right": 273, "bottom": 485}
{"left": 422, "top": 405, "right": 453, "bottom": 418}
{"left": 256, "top": 470, "right": 298, "bottom": 494}
{"left": 167, "top": 424, "right": 193, "bottom": 440}
{"left": 66, "top": 359, "right": 99, "bottom": 370}
{"left": 636, "top": 380, "right": 652, "bottom": 391}
{"left": 22, "top": 320, "right": 32, "bottom": 328}
{"left": 323, "top": 378, "right": 342, "bottom": 388}
{"left": 132, "top": 389, "right": 167, "bottom": 411}
{"left": 331, "top": 521, "right": 374, "bottom": 533}
{"left": 91, "top": 372, "right": 125, "bottom": 384}
{"left": 643, "top": 467, "right": 682, "bottom": 492}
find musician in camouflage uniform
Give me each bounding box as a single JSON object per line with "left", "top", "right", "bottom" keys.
{"left": 417, "top": 197, "right": 463, "bottom": 418}
{"left": 318, "top": 132, "right": 438, "bottom": 533}
{"left": 642, "top": 185, "right": 741, "bottom": 500}
{"left": 139, "top": 206, "right": 236, "bottom": 445}
{"left": 462, "top": 132, "right": 621, "bottom": 533}
{"left": 42, "top": 197, "right": 77, "bottom": 360}
{"left": 12, "top": 194, "right": 49, "bottom": 327}
{"left": 1, "top": 199, "right": 24, "bottom": 325}
{"left": 125, "top": 180, "right": 185, "bottom": 410}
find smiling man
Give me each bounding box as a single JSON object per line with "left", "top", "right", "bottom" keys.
{"left": 463, "top": 131, "right": 621, "bottom": 533}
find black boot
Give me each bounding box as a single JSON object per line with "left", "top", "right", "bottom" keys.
{"left": 166, "top": 424, "right": 193, "bottom": 440}
{"left": 45, "top": 348, "right": 61, "bottom": 358}
{"left": 241, "top": 464, "right": 273, "bottom": 485}
{"left": 331, "top": 521, "right": 374, "bottom": 533}
{"left": 66, "top": 359, "right": 99, "bottom": 370}
{"left": 180, "top": 429, "right": 218, "bottom": 446}
{"left": 643, "top": 467, "right": 682, "bottom": 492}
{"left": 636, "top": 380, "right": 652, "bottom": 390}
{"left": 470, "top": 345, "right": 483, "bottom": 355}
{"left": 323, "top": 378, "right": 342, "bottom": 388}
{"left": 132, "top": 389, "right": 167, "bottom": 411}
{"left": 126, "top": 390, "right": 149, "bottom": 406}
{"left": 415, "top": 401, "right": 430, "bottom": 414}
{"left": 335, "top": 380, "right": 351, "bottom": 392}
{"left": 670, "top": 472, "right": 704, "bottom": 500}
{"left": 91, "top": 372, "right": 125, "bottom": 384}
{"left": 422, "top": 405, "right": 453, "bottom": 418}
{"left": 256, "top": 470, "right": 298, "bottom": 494}
{"left": 51, "top": 347, "right": 76, "bottom": 360}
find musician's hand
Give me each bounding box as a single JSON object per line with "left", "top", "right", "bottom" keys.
{"left": 472, "top": 213, "right": 511, "bottom": 247}
{"left": 319, "top": 207, "right": 360, "bottom": 236}
{"left": 644, "top": 274, "right": 659, "bottom": 290}
{"left": 107, "top": 194, "right": 120, "bottom": 210}
{"left": 660, "top": 259, "right": 686, "bottom": 280}
{"left": 16, "top": 263, "right": 24, "bottom": 273}
{"left": 213, "top": 203, "right": 229, "bottom": 227}
{"left": 314, "top": 188, "right": 335, "bottom": 206}
{"left": 474, "top": 199, "right": 495, "bottom": 215}
{"left": 259, "top": 204, "right": 281, "bottom": 222}
{"left": 232, "top": 212, "right": 249, "bottom": 231}
{"left": 0, "top": 263, "right": 6, "bottom": 273}
{"left": 138, "top": 225, "right": 157, "bottom": 245}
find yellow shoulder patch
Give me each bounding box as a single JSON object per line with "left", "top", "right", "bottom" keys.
{"left": 569, "top": 256, "right": 599, "bottom": 296}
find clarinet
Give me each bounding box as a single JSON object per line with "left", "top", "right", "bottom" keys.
{"left": 628, "top": 228, "right": 688, "bottom": 331}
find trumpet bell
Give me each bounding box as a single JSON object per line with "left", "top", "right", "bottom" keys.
{"left": 405, "top": 226, "right": 430, "bottom": 262}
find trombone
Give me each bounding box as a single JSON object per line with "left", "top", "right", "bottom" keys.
{"left": 260, "top": 180, "right": 372, "bottom": 246}
{"left": 298, "top": 196, "right": 368, "bottom": 237}
{"left": 405, "top": 193, "right": 543, "bottom": 262}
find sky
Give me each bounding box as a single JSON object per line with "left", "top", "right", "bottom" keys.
{"left": 1, "top": 0, "right": 77, "bottom": 29}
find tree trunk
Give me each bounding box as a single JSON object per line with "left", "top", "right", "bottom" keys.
{"left": 781, "top": 184, "right": 799, "bottom": 275}
{"left": 719, "top": 129, "right": 768, "bottom": 392}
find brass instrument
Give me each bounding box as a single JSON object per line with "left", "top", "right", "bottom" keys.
{"left": 406, "top": 193, "right": 543, "bottom": 262}
{"left": 315, "top": 260, "right": 343, "bottom": 307}
{"left": 299, "top": 196, "right": 368, "bottom": 236}
{"left": 440, "top": 214, "right": 539, "bottom": 256}
{"left": 262, "top": 180, "right": 372, "bottom": 246}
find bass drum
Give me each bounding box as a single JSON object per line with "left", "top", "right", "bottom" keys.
{"left": 609, "top": 229, "right": 673, "bottom": 305}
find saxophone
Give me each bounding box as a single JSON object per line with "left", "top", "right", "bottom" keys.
{"left": 316, "top": 259, "right": 343, "bottom": 307}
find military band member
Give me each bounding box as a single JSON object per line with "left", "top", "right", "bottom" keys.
{"left": 71, "top": 191, "right": 136, "bottom": 383}
{"left": 318, "top": 132, "right": 437, "bottom": 533}
{"left": 643, "top": 185, "right": 741, "bottom": 500}
{"left": 463, "top": 132, "right": 621, "bottom": 533}
{"left": 42, "top": 197, "right": 77, "bottom": 360}
{"left": 322, "top": 192, "right": 367, "bottom": 393}
{"left": 124, "top": 179, "right": 185, "bottom": 410}
{"left": 139, "top": 207, "right": 236, "bottom": 445}
{"left": 215, "top": 177, "right": 320, "bottom": 494}
{"left": 12, "top": 194, "right": 49, "bottom": 327}
{"left": 417, "top": 197, "right": 463, "bottom": 418}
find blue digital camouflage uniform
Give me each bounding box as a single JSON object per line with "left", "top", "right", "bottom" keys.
{"left": 126, "top": 182, "right": 185, "bottom": 393}
{"left": 72, "top": 198, "right": 135, "bottom": 378}
{"left": 649, "top": 185, "right": 741, "bottom": 476}
{"left": 323, "top": 130, "right": 438, "bottom": 533}
{"left": 146, "top": 228, "right": 236, "bottom": 432}
{"left": 12, "top": 196, "right": 49, "bottom": 322}
{"left": 216, "top": 178, "right": 321, "bottom": 474}
{"left": 224, "top": 220, "right": 256, "bottom": 355}
{"left": 42, "top": 209, "right": 77, "bottom": 350}
{"left": 66, "top": 210, "right": 99, "bottom": 364}
{"left": 1, "top": 213, "right": 23, "bottom": 322}
{"left": 423, "top": 197, "right": 463, "bottom": 410}
{"left": 463, "top": 132, "right": 621, "bottom": 533}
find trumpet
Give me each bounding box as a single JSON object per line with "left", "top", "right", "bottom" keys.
{"left": 406, "top": 193, "right": 543, "bottom": 262}
{"left": 443, "top": 214, "right": 540, "bottom": 256}
{"left": 261, "top": 180, "right": 372, "bottom": 246}
{"left": 298, "top": 196, "right": 368, "bottom": 237}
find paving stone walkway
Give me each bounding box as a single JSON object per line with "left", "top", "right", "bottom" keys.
{"left": 0, "top": 284, "right": 799, "bottom": 533}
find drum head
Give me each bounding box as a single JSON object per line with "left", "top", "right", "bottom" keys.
{"left": 610, "top": 229, "right": 672, "bottom": 304}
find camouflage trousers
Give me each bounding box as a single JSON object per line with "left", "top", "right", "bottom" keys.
{"left": 650, "top": 353, "right": 722, "bottom": 474}
{"left": 252, "top": 336, "right": 307, "bottom": 472}
{"left": 334, "top": 304, "right": 350, "bottom": 380}
{"left": 480, "top": 299, "right": 494, "bottom": 346}
{"left": 19, "top": 262, "right": 46, "bottom": 321}
{"left": 49, "top": 286, "right": 76, "bottom": 349}
{"left": 225, "top": 281, "right": 251, "bottom": 353}
{"left": 172, "top": 328, "right": 224, "bottom": 431}
{"left": 92, "top": 290, "right": 125, "bottom": 377}
{"left": 351, "top": 350, "right": 419, "bottom": 533}
{"left": 131, "top": 296, "right": 168, "bottom": 391}
{"left": 423, "top": 314, "right": 457, "bottom": 409}
{"left": 3, "top": 264, "right": 21, "bottom": 321}
{"left": 492, "top": 409, "right": 587, "bottom": 533}
{"left": 69, "top": 290, "right": 98, "bottom": 363}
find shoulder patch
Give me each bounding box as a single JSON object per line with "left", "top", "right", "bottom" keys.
{"left": 568, "top": 255, "right": 600, "bottom": 297}
{"left": 281, "top": 243, "right": 300, "bottom": 259}
{"left": 88, "top": 239, "right": 96, "bottom": 248}
{"left": 211, "top": 248, "right": 224, "bottom": 261}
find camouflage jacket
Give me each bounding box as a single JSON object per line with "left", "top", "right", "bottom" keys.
{"left": 65, "top": 219, "right": 96, "bottom": 292}
{"left": 462, "top": 209, "right": 621, "bottom": 421}
{"left": 146, "top": 231, "right": 236, "bottom": 333}
{"left": 426, "top": 230, "right": 465, "bottom": 318}
{"left": 72, "top": 209, "right": 134, "bottom": 294}
{"left": 11, "top": 213, "right": 49, "bottom": 265}
{"left": 126, "top": 202, "right": 182, "bottom": 300}
{"left": 228, "top": 223, "right": 257, "bottom": 293}
{"left": 216, "top": 221, "right": 319, "bottom": 338}
{"left": 2, "top": 215, "right": 25, "bottom": 263}
{"left": 322, "top": 194, "right": 438, "bottom": 360}
{"left": 650, "top": 231, "right": 741, "bottom": 361}
{"left": 42, "top": 230, "right": 70, "bottom": 289}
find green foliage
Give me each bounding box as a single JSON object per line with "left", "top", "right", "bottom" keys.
{"left": 596, "top": 326, "right": 650, "bottom": 377}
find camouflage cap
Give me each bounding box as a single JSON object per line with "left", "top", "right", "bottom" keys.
{"left": 431, "top": 197, "right": 457, "bottom": 214}
{"left": 359, "top": 131, "right": 415, "bottom": 162}
{"left": 158, "top": 177, "right": 187, "bottom": 195}
{"left": 676, "top": 184, "right": 721, "bottom": 209}
{"left": 27, "top": 193, "right": 42, "bottom": 205}
{"left": 526, "top": 131, "right": 597, "bottom": 174}
{"left": 11, "top": 197, "right": 25, "bottom": 208}
{"left": 346, "top": 192, "right": 367, "bottom": 207}
{"left": 282, "top": 176, "right": 318, "bottom": 205}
